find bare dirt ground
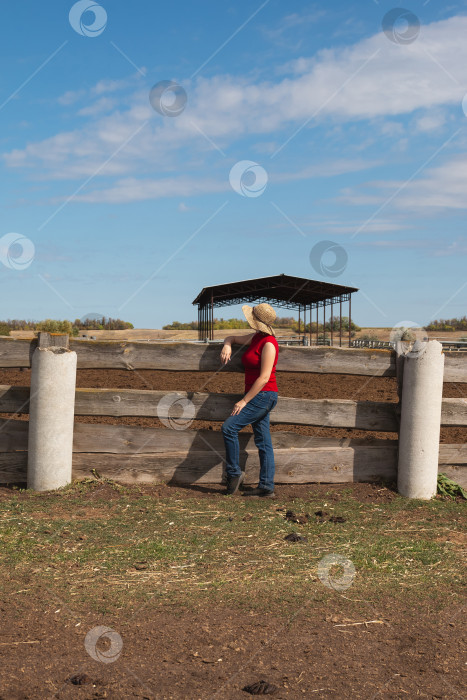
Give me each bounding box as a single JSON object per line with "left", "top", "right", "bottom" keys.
{"left": 0, "top": 481, "right": 465, "bottom": 700}
{"left": 0, "top": 362, "right": 465, "bottom": 699}
{"left": 1, "top": 590, "right": 465, "bottom": 699}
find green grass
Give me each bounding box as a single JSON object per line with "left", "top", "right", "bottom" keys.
{"left": 0, "top": 480, "right": 465, "bottom": 616}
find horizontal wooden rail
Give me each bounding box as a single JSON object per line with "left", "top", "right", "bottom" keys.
{"left": 0, "top": 421, "right": 396, "bottom": 453}
{"left": 0, "top": 387, "right": 465, "bottom": 428}
{"left": 1, "top": 420, "right": 465, "bottom": 485}
{"left": 0, "top": 386, "right": 30, "bottom": 413}
{"left": 74, "top": 391, "right": 400, "bottom": 430}
{"left": 0, "top": 442, "right": 464, "bottom": 487}
{"left": 440, "top": 398, "right": 467, "bottom": 425}
{"left": 0, "top": 337, "right": 465, "bottom": 381}
{"left": 0, "top": 386, "right": 467, "bottom": 432}
{"left": 2, "top": 387, "right": 398, "bottom": 430}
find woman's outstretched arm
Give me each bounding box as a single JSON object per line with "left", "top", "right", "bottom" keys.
{"left": 220, "top": 332, "right": 256, "bottom": 365}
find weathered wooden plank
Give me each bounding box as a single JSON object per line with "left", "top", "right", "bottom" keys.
{"left": 72, "top": 390, "right": 399, "bottom": 431}
{"left": 2, "top": 413, "right": 466, "bottom": 463}
{"left": 0, "top": 453, "right": 27, "bottom": 481}
{"left": 0, "top": 339, "right": 34, "bottom": 368}
{"left": 443, "top": 354, "right": 467, "bottom": 383}
{"left": 70, "top": 425, "right": 397, "bottom": 454}
{"left": 0, "top": 338, "right": 396, "bottom": 374}
{"left": 0, "top": 418, "right": 396, "bottom": 453}
{"left": 0, "top": 444, "right": 466, "bottom": 484}
{"left": 72, "top": 424, "right": 327, "bottom": 453}
{"left": 0, "top": 419, "right": 28, "bottom": 451}
{"left": 0, "top": 386, "right": 399, "bottom": 430}
{"left": 0, "top": 386, "right": 30, "bottom": 413}
{"left": 0, "top": 337, "right": 464, "bottom": 381}
{"left": 441, "top": 466, "right": 467, "bottom": 489}
{"left": 0, "top": 446, "right": 396, "bottom": 483}
{"left": 1, "top": 385, "right": 464, "bottom": 430}
{"left": 68, "top": 343, "right": 463, "bottom": 379}
{"left": 441, "top": 398, "right": 467, "bottom": 426}
{"left": 70, "top": 446, "right": 398, "bottom": 484}
{"left": 438, "top": 443, "right": 467, "bottom": 464}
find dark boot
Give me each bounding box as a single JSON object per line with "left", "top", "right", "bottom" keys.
{"left": 242, "top": 487, "right": 276, "bottom": 498}
{"left": 225, "top": 473, "right": 245, "bottom": 495}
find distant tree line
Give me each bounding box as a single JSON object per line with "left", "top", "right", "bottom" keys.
{"left": 163, "top": 316, "right": 297, "bottom": 330}
{"left": 0, "top": 317, "right": 134, "bottom": 337}
{"left": 164, "top": 315, "right": 360, "bottom": 335}
{"left": 426, "top": 316, "right": 467, "bottom": 332}
{"left": 301, "top": 317, "right": 360, "bottom": 336}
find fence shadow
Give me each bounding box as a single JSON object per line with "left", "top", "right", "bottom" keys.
{"left": 166, "top": 412, "right": 250, "bottom": 493}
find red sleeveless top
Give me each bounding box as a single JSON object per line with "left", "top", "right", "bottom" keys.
{"left": 241, "top": 332, "right": 279, "bottom": 393}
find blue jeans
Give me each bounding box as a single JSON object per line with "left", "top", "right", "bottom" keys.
{"left": 221, "top": 391, "right": 278, "bottom": 492}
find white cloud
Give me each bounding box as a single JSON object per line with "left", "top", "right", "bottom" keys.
{"left": 4, "top": 14, "right": 467, "bottom": 203}
{"left": 276, "top": 158, "right": 383, "bottom": 183}
{"left": 78, "top": 97, "right": 118, "bottom": 117}
{"left": 262, "top": 11, "right": 327, "bottom": 49}
{"left": 75, "top": 157, "right": 378, "bottom": 202}
{"left": 344, "top": 152, "right": 467, "bottom": 212}
{"left": 70, "top": 176, "right": 229, "bottom": 204}
{"left": 396, "top": 154, "right": 467, "bottom": 209}
{"left": 309, "top": 219, "right": 411, "bottom": 235}
{"left": 57, "top": 89, "right": 86, "bottom": 106}
{"left": 92, "top": 77, "right": 138, "bottom": 95}
{"left": 357, "top": 239, "right": 428, "bottom": 249}
{"left": 414, "top": 110, "right": 447, "bottom": 133}
{"left": 355, "top": 236, "right": 467, "bottom": 257}
{"left": 379, "top": 121, "right": 405, "bottom": 137}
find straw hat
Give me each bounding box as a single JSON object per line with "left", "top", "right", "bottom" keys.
{"left": 242, "top": 303, "right": 276, "bottom": 336}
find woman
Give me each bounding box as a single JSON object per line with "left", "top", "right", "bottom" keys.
{"left": 220, "top": 303, "right": 279, "bottom": 497}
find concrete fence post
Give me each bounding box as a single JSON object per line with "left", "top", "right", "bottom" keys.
{"left": 27, "top": 335, "right": 77, "bottom": 491}
{"left": 397, "top": 340, "right": 444, "bottom": 499}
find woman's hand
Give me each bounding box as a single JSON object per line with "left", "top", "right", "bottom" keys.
{"left": 220, "top": 343, "right": 232, "bottom": 365}
{"left": 231, "top": 398, "right": 247, "bottom": 415}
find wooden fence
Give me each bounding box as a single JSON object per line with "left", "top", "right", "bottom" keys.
{"left": 0, "top": 336, "right": 465, "bottom": 488}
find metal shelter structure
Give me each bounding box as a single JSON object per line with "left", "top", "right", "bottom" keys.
{"left": 192, "top": 273, "right": 359, "bottom": 346}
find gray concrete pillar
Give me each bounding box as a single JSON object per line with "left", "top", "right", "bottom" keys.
{"left": 27, "top": 347, "right": 77, "bottom": 491}
{"left": 397, "top": 340, "right": 444, "bottom": 499}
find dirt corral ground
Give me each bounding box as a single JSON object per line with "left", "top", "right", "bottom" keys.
{"left": 0, "top": 368, "right": 465, "bottom": 699}
{"left": 0, "top": 480, "right": 465, "bottom": 699}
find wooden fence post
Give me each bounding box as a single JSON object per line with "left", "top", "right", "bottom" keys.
{"left": 27, "top": 333, "right": 77, "bottom": 491}
{"left": 397, "top": 340, "right": 444, "bottom": 499}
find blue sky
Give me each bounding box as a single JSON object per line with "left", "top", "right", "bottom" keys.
{"left": 1, "top": 0, "right": 467, "bottom": 329}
